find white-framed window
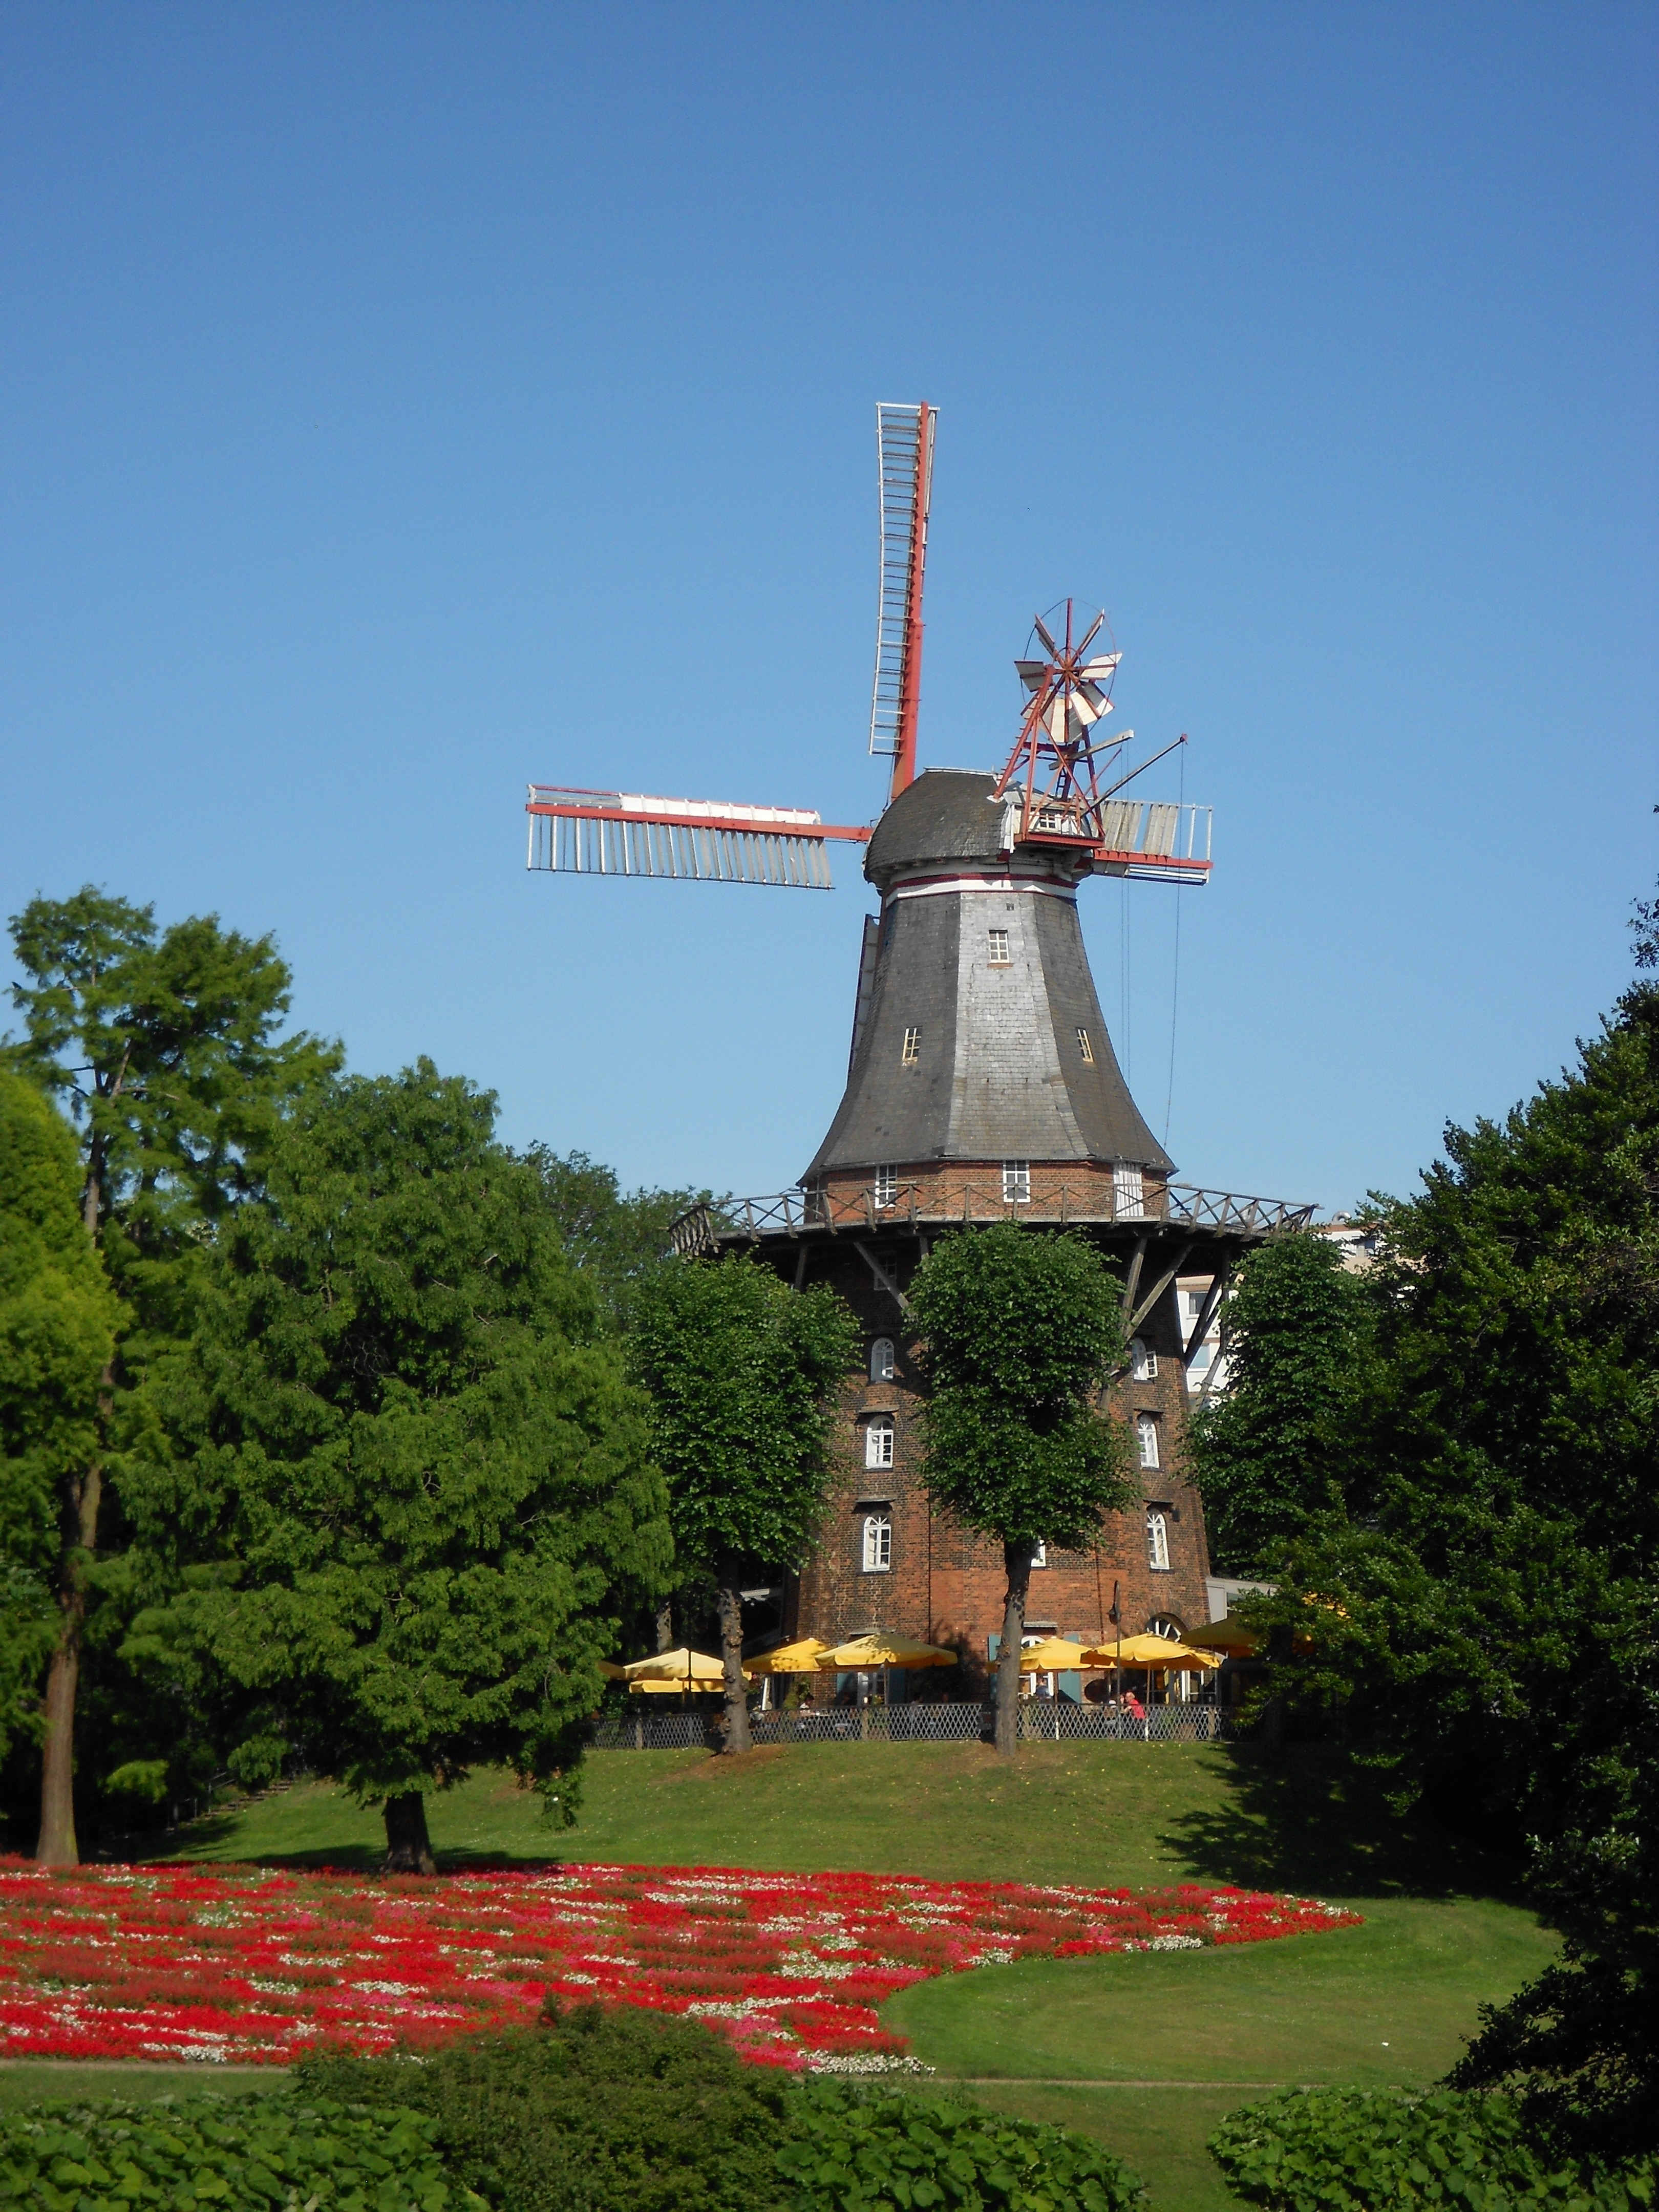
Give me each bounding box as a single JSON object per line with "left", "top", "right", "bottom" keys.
{"left": 1003, "top": 1160, "right": 1031, "bottom": 1204}
{"left": 1146, "top": 1509, "right": 1171, "bottom": 1572}
{"left": 988, "top": 928, "right": 1011, "bottom": 965}
{"left": 1130, "top": 1337, "right": 1158, "bottom": 1382}
{"left": 1114, "top": 1163, "right": 1145, "bottom": 1219}
{"left": 1137, "top": 1411, "right": 1161, "bottom": 1469}
{"left": 1030, "top": 1540, "right": 1048, "bottom": 1568}
{"left": 901, "top": 1027, "right": 920, "bottom": 1065}
{"left": 873, "top": 1165, "right": 898, "bottom": 1208}
{"left": 1147, "top": 1614, "right": 1184, "bottom": 1640}
{"left": 869, "top": 1336, "right": 896, "bottom": 1382}
{"left": 865, "top": 1415, "right": 895, "bottom": 1469}
{"left": 862, "top": 1513, "right": 892, "bottom": 1572}
{"left": 1077, "top": 1027, "right": 1095, "bottom": 1064}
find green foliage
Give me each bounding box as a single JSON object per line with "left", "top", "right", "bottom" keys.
{"left": 629, "top": 1253, "right": 859, "bottom": 1571}
{"left": 905, "top": 1225, "right": 1131, "bottom": 1552}
{"left": 1208, "top": 2086, "right": 1654, "bottom": 2211}
{"left": 1187, "top": 1231, "right": 1373, "bottom": 1573}
{"left": 0, "top": 1075, "right": 122, "bottom": 1761}
{"left": 781, "top": 2078, "right": 1147, "bottom": 2212}
{"left": 0, "top": 2090, "right": 475, "bottom": 2211}
{"left": 1252, "top": 946, "right": 1659, "bottom": 2154}
{"left": 297, "top": 2007, "right": 797, "bottom": 2212}
{"left": 139, "top": 1060, "right": 672, "bottom": 1819}
{"left": 521, "top": 1145, "right": 717, "bottom": 1331}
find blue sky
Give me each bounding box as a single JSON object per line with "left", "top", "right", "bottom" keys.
{"left": 2, "top": 3, "right": 1654, "bottom": 1214}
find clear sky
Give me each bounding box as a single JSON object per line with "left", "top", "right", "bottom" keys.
{"left": 2, "top": 4, "right": 1654, "bottom": 1215}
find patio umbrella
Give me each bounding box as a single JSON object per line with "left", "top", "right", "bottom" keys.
{"left": 1017, "top": 1637, "right": 1094, "bottom": 1671}
{"left": 1081, "top": 1634, "right": 1222, "bottom": 1671}
{"left": 598, "top": 1660, "right": 627, "bottom": 1680}
{"left": 1183, "top": 1617, "right": 1262, "bottom": 1656}
{"left": 746, "top": 1637, "right": 833, "bottom": 1675}
{"left": 823, "top": 1633, "right": 957, "bottom": 1669}
{"left": 622, "top": 1647, "right": 744, "bottom": 1685}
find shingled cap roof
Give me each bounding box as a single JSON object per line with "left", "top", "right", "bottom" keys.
{"left": 805, "top": 770, "right": 1174, "bottom": 1182}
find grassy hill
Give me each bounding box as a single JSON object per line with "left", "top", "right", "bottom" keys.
{"left": 53, "top": 1737, "right": 1550, "bottom": 2212}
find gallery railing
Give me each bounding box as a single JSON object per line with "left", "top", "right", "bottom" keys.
{"left": 589, "top": 1702, "right": 1244, "bottom": 1750}
{"left": 670, "top": 1181, "right": 1316, "bottom": 1257}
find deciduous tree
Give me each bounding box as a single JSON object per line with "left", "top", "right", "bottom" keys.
{"left": 629, "top": 1255, "right": 857, "bottom": 1754}
{"left": 905, "top": 1225, "right": 1132, "bottom": 1757}
{"left": 143, "top": 1060, "right": 671, "bottom": 1870}
{"left": 4, "top": 887, "right": 334, "bottom": 1863}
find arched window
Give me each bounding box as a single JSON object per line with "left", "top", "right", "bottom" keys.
{"left": 869, "top": 1337, "right": 896, "bottom": 1382}
{"left": 865, "top": 1415, "right": 895, "bottom": 1470}
{"left": 1130, "top": 1337, "right": 1157, "bottom": 1382}
{"left": 1147, "top": 1614, "right": 1184, "bottom": 1640}
{"left": 1136, "top": 1411, "right": 1161, "bottom": 1469}
{"left": 1146, "top": 1509, "right": 1171, "bottom": 1572}
{"left": 862, "top": 1514, "right": 892, "bottom": 1572}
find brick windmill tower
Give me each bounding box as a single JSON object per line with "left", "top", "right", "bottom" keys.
{"left": 529, "top": 408, "right": 1311, "bottom": 1684}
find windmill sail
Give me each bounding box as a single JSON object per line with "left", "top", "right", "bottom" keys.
{"left": 868, "top": 403, "right": 935, "bottom": 797}
{"left": 526, "top": 788, "right": 870, "bottom": 889}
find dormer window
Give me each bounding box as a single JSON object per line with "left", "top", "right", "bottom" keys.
{"left": 1077, "top": 1028, "right": 1095, "bottom": 1064}
{"left": 988, "top": 929, "right": 1011, "bottom": 965}
{"left": 902, "top": 1028, "right": 920, "bottom": 1066}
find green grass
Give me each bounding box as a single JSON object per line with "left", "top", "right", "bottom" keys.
{"left": 104, "top": 1741, "right": 1555, "bottom": 2212}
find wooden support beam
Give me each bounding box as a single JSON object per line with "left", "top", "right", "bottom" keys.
{"left": 855, "top": 1241, "right": 911, "bottom": 1317}
{"left": 1120, "top": 1234, "right": 1150, "bottom": 1326}
{"left": 1182, "top": 1258, "right": 1232, "bottom": 1366}
{"left": 1129, "top": 1241, "right": 1196, "bottom": 1336}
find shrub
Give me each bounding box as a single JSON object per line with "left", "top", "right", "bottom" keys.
{"left": 296, "top": 2006, "right": 798, "bottom": 2212}
{"left": 781, "top": 2078, "right": 1147, "bottom": 2211}
{"left": 1209, "top": 2086, "right": 1657, "bottom": 2211}
{"left": 0, "top": 2090, "right": 472, "bottom": 2211}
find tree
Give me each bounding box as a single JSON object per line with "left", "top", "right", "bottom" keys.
{"left": 4, "top": 886, "right": 335, "bottom": 1863}
{"left": 1253, "top": 903, "right": 1659, "bottom": 2156}
{"left": 905, "top": 1225, "right": 1133, "bottom": 1757}
{"left": 521, "top": 1146, "right": 716, "bottom": 1333}
{"left": 0, "top": 1076, "right": 123, "bottom": 1792}
{"left": 139, "top": 1060, "right": 672, "bottom": 1870}
{"left": 629, "top": 1254, "right": 858, "bottom": 1754}
{"left": 1187, "top": 1230, "right": 1374, "bottom": 1573}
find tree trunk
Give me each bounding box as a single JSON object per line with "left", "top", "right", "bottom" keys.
{"left": 994, "top": 1542, "right": 1035, "bottom": 1758}
{"left": 383, "top": 1792, "right": 437, "bottom": 1874}
{"left": 715, "top": 1564, "right": 751, "bottom": 1756}
{"left": 35, "top": 1363, "right": 111, "bottom": 1867}
{"left": 654, "top": 1603, "right": 673, "bottom": 1654}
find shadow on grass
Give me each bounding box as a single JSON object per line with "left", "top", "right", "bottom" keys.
{"left": 112, "top": 1810, "right": 565, "bottom": 1876}
{"left": 1161, "top": 1743, "right": 1525, "bottom": 1903}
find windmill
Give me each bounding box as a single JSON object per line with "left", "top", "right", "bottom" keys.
{"left": 524, "top": 403, "right": 1211, "bottom": 899}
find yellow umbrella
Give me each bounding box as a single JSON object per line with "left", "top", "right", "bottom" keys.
{"left": 746, "top": 1637, "right": 832, "bottom": 1675}
{"left": 1017, "top": 1636, "right": 1094, "bottom": 1671}
{"left": 598, "top": 1660, "right": 627, "bottom": 1681}
{"left": 1183, "top": 1617, "right": 1261, "bottom": 1656}
{"left": 824, "top": 1632, "right": 957, "bottom": 1669}
{"left": 621, "top": 1647, "right": 748, "bottom": 1685}
{"left": 1082, "top": 1634, "right": 1222, "bottom": 1671}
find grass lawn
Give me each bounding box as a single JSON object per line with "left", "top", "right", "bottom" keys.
{"left": 66, "top": 1740, "right": 1552, "bottom": 2212}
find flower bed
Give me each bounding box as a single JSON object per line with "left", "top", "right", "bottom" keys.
{"left": 0, "top": 1859, "right": 1359, "bottom": 2070}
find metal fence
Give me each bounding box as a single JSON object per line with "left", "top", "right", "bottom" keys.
{"left": 589, "top": 1701, "right": 1243, "bottom": 1752}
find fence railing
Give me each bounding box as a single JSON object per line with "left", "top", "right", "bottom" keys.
{"left": 589, "top": 1701, "right": 1243, "bottom": 1751}
{"left": 670, "top": 1182, "right": 1314, "bottom": 1257}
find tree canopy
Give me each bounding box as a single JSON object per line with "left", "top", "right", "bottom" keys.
{"left": 1188, "top": 1230, "right": 1374, "bottom": 1574}
{"left": 905, "top": 1225, "right": 1131, "bottom": 1755}
{"left": 629, "top": 1254, "right": 858, "bottom": 1751}
{"left": 142, "top": 1060, "right": 671, "bottom": 1867}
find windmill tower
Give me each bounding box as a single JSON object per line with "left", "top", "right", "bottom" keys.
{"left": 529, "top": 407, "right": 1310, "bottom": 1686}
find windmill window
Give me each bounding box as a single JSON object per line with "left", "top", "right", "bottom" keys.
{"left": 869, "top": 1336, "right": 896, "bottom": 1382}
{"left": 1146, "top": 1509, "right": 1171, "bottom": 1572}
{"left": 1078, "top": 1028, "right": 1095, "bottom": 1064}
{"left": 988, "top": 928, "right": 1011, "bottom": 965}
{"left": 1147, "top": 1613, "right": 1184, "bottom": 1640}
{"left": 1031, "top": 1540, "right": 1048, "bottom": 1568}
{"left": 1137, "top": 1411, "right": 1161, "bottom": 1469}
{"left": 1130, "top": 1337, "right": 1157, "bottom": 1382}
{"left": 865, "top": 1415, "right": 896, "bottom": 1470}
{"left": 1003, "top": 1160, "right": 1031, "bottom": 1204}
{"left": 862, "top": 1514, "right": 892, "bottom": 1573}
{"left": 873, "top": 1165, "right": 898, "bottom": 1208}
{"left": 1114, "top": 1164, "right": 1145, "bottom": 1219}
{"left": 901, "top": 1027, "right": 920, "bottom": 1066}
